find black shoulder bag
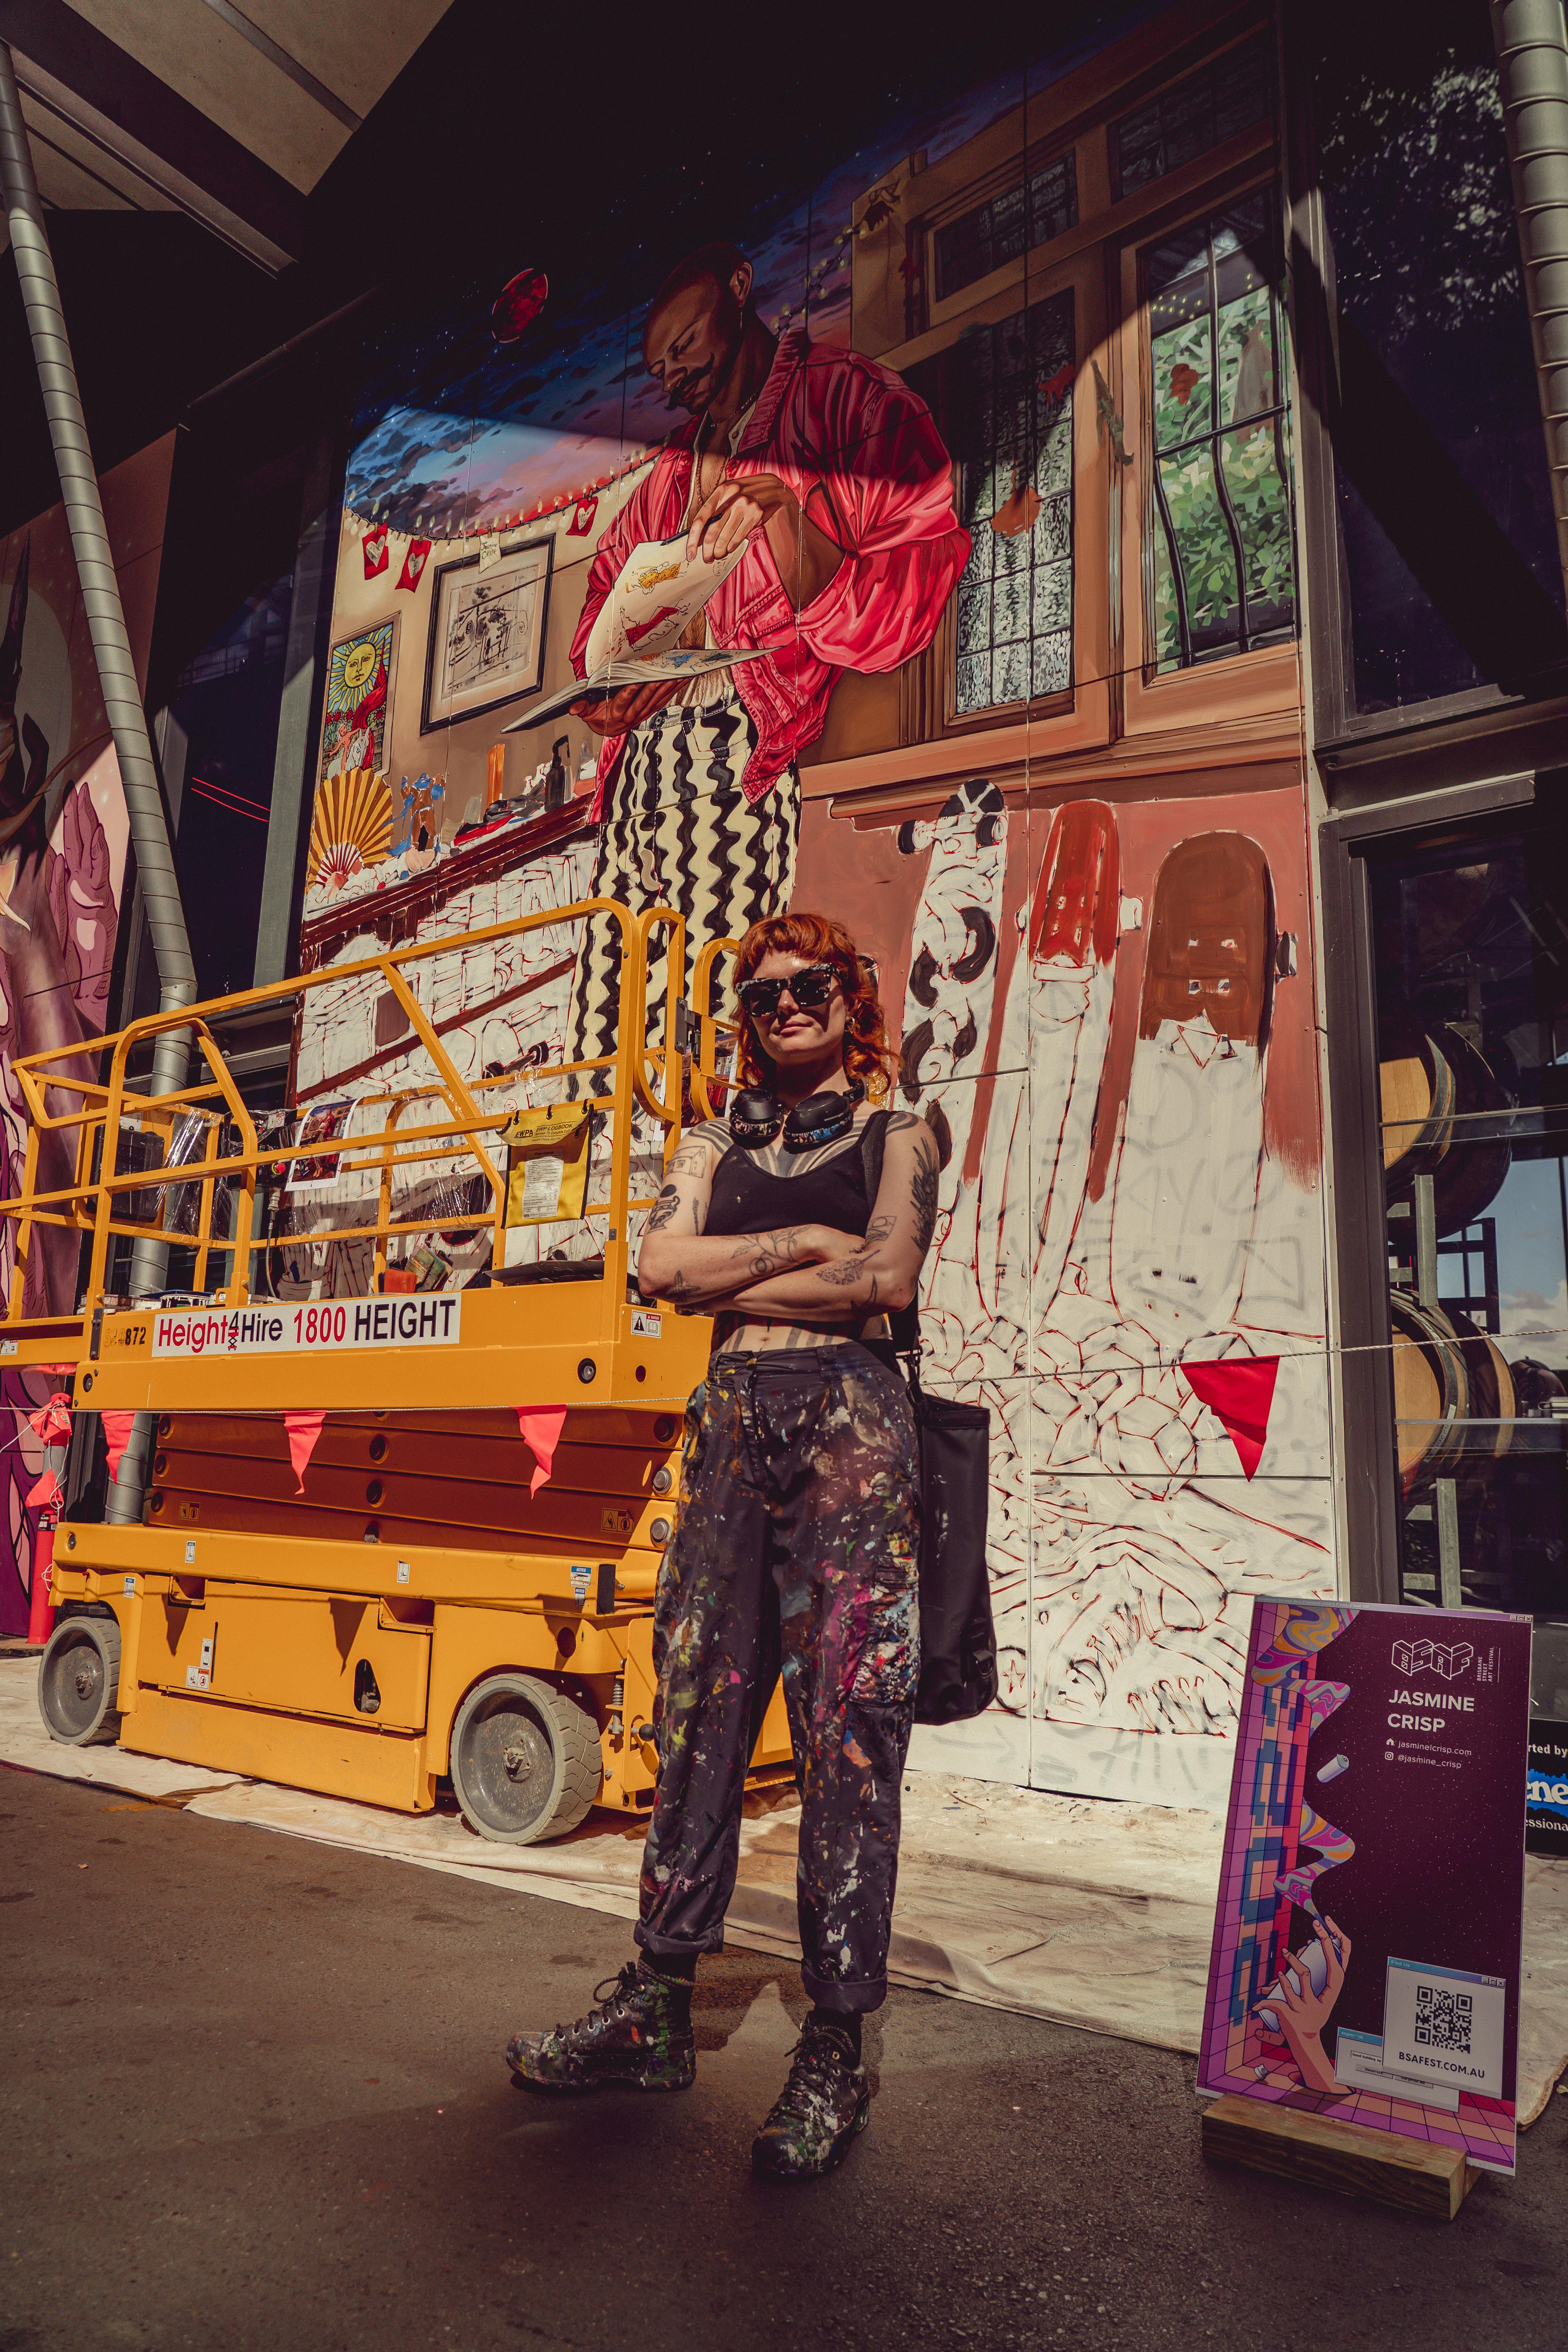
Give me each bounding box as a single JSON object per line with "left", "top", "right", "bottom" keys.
{"left": 861, "top": 1112, "right": 998, "bottom": 1725}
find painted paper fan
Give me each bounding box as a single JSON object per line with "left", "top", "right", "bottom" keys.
{"left": 308, "top": 768, "right": 392, "bottom": 890}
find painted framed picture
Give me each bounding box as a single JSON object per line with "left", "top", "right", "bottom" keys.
{"left": 320, "top": 618, "right": 398, "bottom": 782}
{"left": 421, "top": 536, "right": 553, "bottom": 733}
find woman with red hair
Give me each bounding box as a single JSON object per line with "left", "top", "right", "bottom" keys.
{"left": 507, "top": 911, "right": 939, "bottom": 2181}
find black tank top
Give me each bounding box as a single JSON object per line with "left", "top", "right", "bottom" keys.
{"left": 705, "top": 1111, "right": 886, "bottom": 1240}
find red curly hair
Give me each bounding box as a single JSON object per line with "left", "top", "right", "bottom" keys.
{"left": 732, "top": 911, "right": 895, "bottom": 1102}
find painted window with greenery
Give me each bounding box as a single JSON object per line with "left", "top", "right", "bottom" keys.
{"left": 949, "top": 288, "right": 1075, "bottom": 715}
{"left": 1146, "top": 192, "right": 1296, "bottom": 673}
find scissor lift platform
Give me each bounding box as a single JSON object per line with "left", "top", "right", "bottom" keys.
{"left": 16, "top": 902, "right": 790, "bottom": 1840}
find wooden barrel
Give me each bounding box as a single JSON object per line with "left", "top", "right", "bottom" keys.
{"left": 1448, "top": 1307, "right": 1516, "bottom": 1472}
{"left": 1380, "top": 1012, "right": 1456, "bottom": 1194}
{"left": 1390, "top": 1293, "right": 1469, "bottom": 1490}
{"left": 1432, "top": 1029, "right": 1512, "bottom": 1233}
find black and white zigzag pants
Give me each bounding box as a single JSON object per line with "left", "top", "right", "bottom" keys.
{"left": 565, "top": 701, "right": 798, "bottom": 1087}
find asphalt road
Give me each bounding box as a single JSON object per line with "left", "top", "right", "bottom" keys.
{"left": 1, "top": 1767, "right": 1564, "bottom": 2352}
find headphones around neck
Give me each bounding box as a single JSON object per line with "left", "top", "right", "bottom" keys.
{"left": 731, "top": 1084, "right": 862, "bottom": 1152}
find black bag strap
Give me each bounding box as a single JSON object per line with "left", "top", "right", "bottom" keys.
{"left": 860, "top": 1107, "right": 922, "bottom": 1370}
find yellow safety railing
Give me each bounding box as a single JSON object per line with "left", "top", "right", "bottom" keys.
{"left": 691, "top": 934, "right": 740, "bottom": 1123}
{"left": 0, "top": 896, "right": 708, "bottom": 1343}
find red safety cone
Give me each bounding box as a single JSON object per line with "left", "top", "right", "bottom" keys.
{"left": 27, "top": 1513, "right": 56, "bottom": 1645}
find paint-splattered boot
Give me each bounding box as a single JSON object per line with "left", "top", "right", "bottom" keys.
{"left": 505, "top": 1960, "right": 695, "bottom": 2094}
{"left": 751, "top": 2017, "right": 870, "bottom": 2179}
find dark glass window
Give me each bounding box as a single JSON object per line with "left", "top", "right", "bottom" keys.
{"left": 1146, "top": 192, "right": 1296, "bottom": 672}
{"left": 948, "top": 288, "right": 1074, "bottom": 714}
{"left": 1369, "top": 818, "right": 1568, "bottom": 1646}
{"left": 165, "top": 575, "right": 291, "bottom": 997}
{"left": 1112, "top": 31, "right": 1272, "bottom": 199}
{"left": 934, "top": 152, "right": 1077, "bottom": 302}
{"left": 1315, "top": 5, "right": 1566, "bottom": 715}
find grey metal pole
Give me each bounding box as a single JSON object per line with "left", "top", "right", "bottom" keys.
{"left": 0, "top": 41, "right": 199, "bottom": 1518}
{"left": 1493, "top": 0, "right": 1568, "bottom": 613}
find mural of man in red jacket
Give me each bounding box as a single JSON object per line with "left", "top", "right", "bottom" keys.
{"left": 566, "top": 240, "right": 968, "bottom": 1068}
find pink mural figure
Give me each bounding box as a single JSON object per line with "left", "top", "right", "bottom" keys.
{"left": 0, "top": 552, "right": 121, "bottom": 1632}
{"left": 1107, "top": 833, "right": 1274, "bottom": 1344}
{"left": 564, "top": 239, "right": 968, "bottom": 1081}
{"left": 0, "top": 547, "right": 97, "bottom": 1322}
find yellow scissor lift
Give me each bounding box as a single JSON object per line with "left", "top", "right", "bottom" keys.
{"left": 11, "top": 898, "right": 788, "bottom": 1842}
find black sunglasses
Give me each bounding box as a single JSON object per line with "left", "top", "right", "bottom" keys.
{"left": 737, "top": 962, "right": 839, "bottom": 1021}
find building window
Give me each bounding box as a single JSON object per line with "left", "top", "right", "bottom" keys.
{"left": 948, "top": 288, "right": 1074, "bottom": 715}
{"left": 1366, "top": 817, "right": 1568, "bottom": 1627}
{"left": 935, "top": 152, "right": 1078, "bottom": 302}
{"left": 1112, "top": 30, "right": 1273, "bottom": 197}
{"left": 1312, "top": 1, "right": 1565, "bottom": 717}
{"left": 1145, "top": 191, "right": 1296, "bottom": 673}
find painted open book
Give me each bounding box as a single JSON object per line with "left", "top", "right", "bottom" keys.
{"left": 504, "top": 531, "right": 761, "bottom": 731}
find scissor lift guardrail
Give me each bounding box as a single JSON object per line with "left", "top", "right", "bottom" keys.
{"left": 16, "top": 907, "right": 789, "bottom": 1839}
{"left": 0, "top": 896, "right": 743, "bottom": 1412}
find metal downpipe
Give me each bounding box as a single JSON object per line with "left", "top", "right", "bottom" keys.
{"left": 1493, "top": 0, "right": 1568, "bottom": 613}
{"left": 0, "top": 42, "right": 199, "bottom": 1521}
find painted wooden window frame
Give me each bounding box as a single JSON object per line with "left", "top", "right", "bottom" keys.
{"left": 1115, "top": 158, "right": 1301, "bottom": 742}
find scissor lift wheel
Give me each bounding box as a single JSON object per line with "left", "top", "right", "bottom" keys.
{"left": 450, "top": 1674, "right": 602, "bottom": 1845}
{"left": 38, "top": 1613, "right": 122, "bottom": 1746}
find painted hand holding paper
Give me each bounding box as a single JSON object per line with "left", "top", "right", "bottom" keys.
{"left": 584, "top": 535, "right": 748, "bottom": 670}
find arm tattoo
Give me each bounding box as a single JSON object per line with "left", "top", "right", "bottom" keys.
{"left": 862, "top": 1213, "right": 895, "bottom": 1248}
{"left": 644, "top": 1183, "right": 681, "bottom": 1235}
{"left": 909, "top": 1137, "right": 939, "bottom": 1255}
{"left": 663, "top": 1270, "right": 697, "bottom": 1300}
{"left": 735, "top": 1224, "right": 807, "bottom": 1281}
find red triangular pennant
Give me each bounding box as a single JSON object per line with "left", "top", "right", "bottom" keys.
{"left": 285, "top": 1409, "right": 326, "bottom": 1494}
{"left": 396, "top": 537, "right": 432, "bottom": 591}
{"left": 362, "top": 524, "right": 389, "bottom": 579}
{"left": 25, "top": 1468, "right": 63, "bottom": 1515}
{"left": 517, "top": 1406, "right": 568, "bottom": 1497}
{"left": 101, "top": 1409, "right": 138, "bottom": 1483}
{"left": 1178, "top": 1355, "right": 1280, "bottom": 1479}
{"left": 566, "top": 497, "right": 598, "bottom": 537}
{"left": 28, "top": 1397, "right": 72, "bottom": 1446}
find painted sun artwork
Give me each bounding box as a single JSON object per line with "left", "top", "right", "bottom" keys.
{"left": 320, "top": 620, "right": 395, "bottom": 783}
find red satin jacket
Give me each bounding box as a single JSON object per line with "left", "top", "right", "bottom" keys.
{"left": 571, "top": 331, "right": 969, "bottom": 816}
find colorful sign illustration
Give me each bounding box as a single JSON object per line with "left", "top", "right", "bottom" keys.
{"left": 1200, "top": 1598, "right": 1531, "bottom": 2175}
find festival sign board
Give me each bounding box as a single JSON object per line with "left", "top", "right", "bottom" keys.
{"left": 1199, "top": 1599, "right": 1531, "bottom": 2176}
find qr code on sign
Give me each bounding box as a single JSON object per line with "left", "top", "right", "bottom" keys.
{"left": 1415, "top": 1985, "right": 1473, "bottom": 2053}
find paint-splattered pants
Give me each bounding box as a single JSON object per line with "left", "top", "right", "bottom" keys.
{"left": 636, "top": 1343, "right": 920, "bottom": 2013}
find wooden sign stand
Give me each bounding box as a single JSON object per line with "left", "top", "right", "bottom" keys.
{"left": 1201, "top": 2094, "right": 1479, "bottom": 2221}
